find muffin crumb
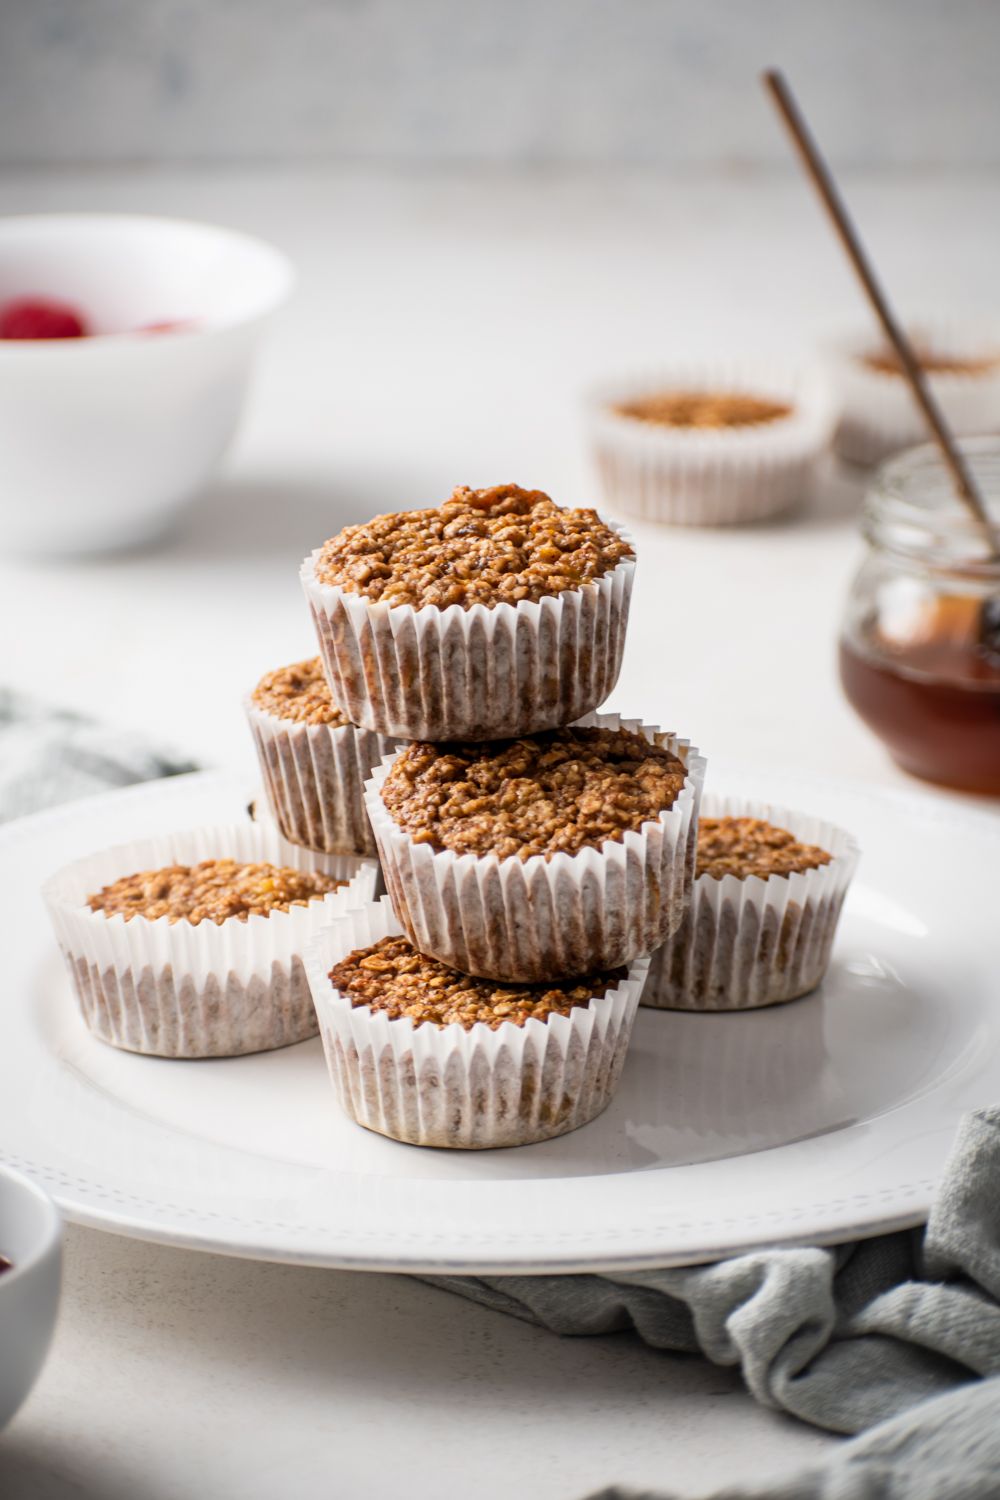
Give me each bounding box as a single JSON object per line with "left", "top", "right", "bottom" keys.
{"left": 696, "top": 818, "right": 832, "bottom": 881}
{"left": 329, "top": 933, "right": 625, "bottom": 1029}
{"left": 88, "top": 860, "right": 344, "bottom": 925}
{"left": 612, "top": 391, "right": 792, "bottom": 429}
{"left": 381, "top": 725, "right": 688, "bottom": 861}
{"left": 314, "top": 484, "right": 632, "bottom": 609}
{"left": 252, "top": 657, "right": 348, "bottom": 727}
{"left": 860, "top": 348, "right": 999, "bottom": 378}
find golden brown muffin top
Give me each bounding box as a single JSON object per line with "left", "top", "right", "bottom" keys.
{"left": 860, "top": 348, "right": 999, "bottom": 377}
{"left": 380, "top": 725, "right": 688, "bottom": 861}
{"left": 88, "top": 859, "right": 344, "bottom": 925}
{"left": 612, "top": 391, "right": 792, "bottom": 429}
{"left": 328, "top": 933, "right": 626, "bottom": 1030}
{"left": 696, "top": 818, "right": 832, "bottom": 881}
{"left": 251, "top": 657, "right": 348, "bottom": 727}
{"left": 313, "top": 484, "right": 633, "bottom": 610}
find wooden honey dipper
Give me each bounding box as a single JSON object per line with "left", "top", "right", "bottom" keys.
{"left": 762, "top": 69, "right": 1000, "bottom": 654}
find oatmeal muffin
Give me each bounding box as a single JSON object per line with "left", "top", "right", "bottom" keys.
{"left": 245, "top": 656, "right": 397, "bottom": 857}
{"left": 304, "top": 899, "right": 650, "bottom": 1148}
{"left": 587, "top": 364, "right": 833, "bottom": 526}
{"left": 300, "top": 483, "right": 635, "bottom": 741}
{"left": 364, "top": 712, "right": 706, "bottom": 983}
{"left": 42, "top": 823, "right": 376, "bottom": 1058}
{"left": 642, "top": 797, "right": 859, "bottom": 1011}
{"left": 88, "top": 858, "right": 342, "bottom": 923}
{"left": 827, "top": 320, "right": 1000, "bottom": 467}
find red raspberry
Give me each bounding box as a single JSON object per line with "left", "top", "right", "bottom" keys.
{"left": 0, "top": 297, "right": 89, "bottom": 339}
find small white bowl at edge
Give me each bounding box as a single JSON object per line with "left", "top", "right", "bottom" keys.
{"left": 0, "top": 1162, "right": 62, "bottom": 1432}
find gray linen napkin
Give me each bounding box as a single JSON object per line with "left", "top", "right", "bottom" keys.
{"left": 428, "top": 1105, "right": 1000, "bottom": 1498}
{"left": 0, "top": 687, "right": 196, "bottom": 821}
{"left": 6, "top": 691, "right": 999, "bottom": 1500}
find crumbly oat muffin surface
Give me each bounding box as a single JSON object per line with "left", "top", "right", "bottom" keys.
{"left": 251, "top": 657, "right": 349, "bottom": 727}
{"left": 88, "top": 860, "right": 344, "bottom": 925}
{"left": 612, "top": 391, "right": 792, "bottom": 429}
{"left": 381, "top": 725, "right": 688, "bottom": 861}
{"left": 696, "top": 818, "right": 832, "bottom": 881}
{"left": 313, "top": 483, "right": 633, "bottom": 609}
{"left": 861, "top": 348, "right": 999, "bottom": 377}
{"left": 329, "top": 933, "right": 625, "bottom": 1029}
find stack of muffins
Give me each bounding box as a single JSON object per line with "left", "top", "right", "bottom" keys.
{"left": 293, "top": 482, "right": 706, "bottom": 1148}
{"left": 43, "top": 481, "right": 860, "bottom": 1154}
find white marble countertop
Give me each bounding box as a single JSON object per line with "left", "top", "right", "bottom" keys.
{"left": 2, "top": 165, "right": 998, "bottom": 1499}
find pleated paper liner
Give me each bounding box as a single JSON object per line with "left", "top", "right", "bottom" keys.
{"left": 364, "top": 711, "right": 707, "bottom": 983}
{"left": 43, "top": 822, "right": 378, "bottom": 1058}
{"left": 245, "top": 696, "right": 398, "bottom": 858}
{"left": 641, "top": 794, "right": 859, "bottom": 1012}
{"left": 304, "top": 897, "right": 650, "bottom": 1149}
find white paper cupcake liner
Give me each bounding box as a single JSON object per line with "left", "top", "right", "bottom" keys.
{"left": 299, "top": 523, "right": 635, "bottom": 741}
{"left": 43, "top": 822, "right": 378, "bottom": 1058}
{"left": 827, "top": 318, "right": 1000, "bottom": 467}
{"left": 641, "top": 795, "right": 859, "bottom": 1012}
{"left": 586, "top": 360, "right": 834, "bottom": 526}
{"left": 304, "top": 898, "right": 649, "bottom": 1149}
{"left": 364, "top": 711, "right": 707, "bottom": 983}
{"left": 244, "top": 697, "right": 398, "bottom": 858}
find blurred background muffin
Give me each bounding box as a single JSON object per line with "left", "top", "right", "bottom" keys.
{"left": 827, "top": 317, "right": 1000, "bottom": 468}
{"left": 587, "top": 361, "right": 834, "bottom": 526}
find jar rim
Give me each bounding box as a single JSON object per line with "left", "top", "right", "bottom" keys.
{"left": 865, "top": 436, "right": 1000, "bottom": 574}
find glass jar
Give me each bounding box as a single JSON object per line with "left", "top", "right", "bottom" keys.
{"left": 839, "top": 437, "right": 1000, "bottom": 794}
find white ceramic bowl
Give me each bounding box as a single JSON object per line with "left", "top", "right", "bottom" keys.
{"left": 0, "top": 213, "right": 294, "bottom": 555}
{"left": 0, "top": 1163, "right": 61, "bottom": 1430}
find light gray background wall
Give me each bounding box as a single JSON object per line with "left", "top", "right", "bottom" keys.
{"left": 1, "top": 0, "right": 998, "bottom": 168}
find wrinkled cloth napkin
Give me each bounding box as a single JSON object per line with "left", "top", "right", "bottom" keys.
{"left": 0, "top": 687, "right": 196, "bottom": 822}
{"left": 427, "top": 1105, "right": 1000, "bottom": 1498}
{"left": 6, "top": 690, "right": 1000, "bottom": 1500}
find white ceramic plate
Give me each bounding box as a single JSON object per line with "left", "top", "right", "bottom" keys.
{"left": 3, "top": 769, "right": 998, "bottom": 1273}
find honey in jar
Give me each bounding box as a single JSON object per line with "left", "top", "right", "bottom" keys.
{"left": 839, "top": 439, "right": 1000, "bottom": 795}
